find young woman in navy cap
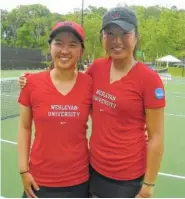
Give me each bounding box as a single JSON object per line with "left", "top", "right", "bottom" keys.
{"left": 87, "top": 7, "right": 165, "bottom": 198}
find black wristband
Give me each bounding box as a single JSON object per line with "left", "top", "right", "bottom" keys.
{"left": 20, "top": 170, "right": 29, "bottom": 175}
{"left": 143, "top": 181, "right": 155, "bottom": 187}
{"left": 139, "top": 193, "right": 147, "bottom": 198}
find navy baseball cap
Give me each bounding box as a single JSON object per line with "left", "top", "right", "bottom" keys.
{"left": 100, "top": 7, "right": 137, "bottom": 32}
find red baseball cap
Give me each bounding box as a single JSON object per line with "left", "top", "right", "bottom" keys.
{"left": 49, "top": 21, "right": 85, "bottom": 42}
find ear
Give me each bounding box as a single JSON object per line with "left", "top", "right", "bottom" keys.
{"left": 103, "top": 31, "right": 107, "bottom": 39}
{"left": 80, "top": 48, "right": 84, "bottom": 56}
{"left": 135, "top": 38, "right": 138, "bottom": 47}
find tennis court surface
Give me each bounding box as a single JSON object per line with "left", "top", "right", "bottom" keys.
{"left": 1, "top": 71, "right": 185, "bottom": 198}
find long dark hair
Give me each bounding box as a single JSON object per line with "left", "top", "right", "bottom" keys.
{"left": 133, "top": 27, "right": 139, "bottom": 60}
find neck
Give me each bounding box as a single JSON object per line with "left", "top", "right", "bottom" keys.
{"left": 112, "top": 56, "right": 136, "bottom": 71}
{"left": 51, "top": 67, "right": 76, "bottom": 82}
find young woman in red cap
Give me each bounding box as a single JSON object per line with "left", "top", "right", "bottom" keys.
{"left": 18, "top": 21, "right": 92, "bottom": 198}
{"left": 87, "top": 7, "right": 165, "bottom": 198}
{"left": 19, "top": 7, "right": 165, "bottom": 198}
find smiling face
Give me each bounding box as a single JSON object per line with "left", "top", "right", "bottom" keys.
{"left": 50, "top": 31, "right": 83, "bottom": 70}
{"left": 103, "top": 24, "right": 137, "bottom": 60}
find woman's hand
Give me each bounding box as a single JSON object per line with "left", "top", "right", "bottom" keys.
{"left": 136, "top": 185, "right": 154, "bottom": 198}
{"left": 18, "top": 74, "right": 27, "bottom": 89}
{"left": 21, "top": 172, "right": 39, "bottom": 198}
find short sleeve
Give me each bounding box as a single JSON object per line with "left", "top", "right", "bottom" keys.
{"left": 18, "top": 77, "right": 32, "bottom": 107}
{"left": 142, "top": 71, "right": 166, "bottom": 109}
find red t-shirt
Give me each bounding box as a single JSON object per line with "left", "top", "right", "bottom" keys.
{"left": 18, "top": 71, "right": 92, "bottom": 187}
{"left": 86, "top": 58, "right": 166, "bottom": 180}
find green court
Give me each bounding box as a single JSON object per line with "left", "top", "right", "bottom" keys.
{"left": 1, "top": 70, "right": 42, "bottom": 78}
{"left": 1, "top": 70, "right": 185, "bottom": 198}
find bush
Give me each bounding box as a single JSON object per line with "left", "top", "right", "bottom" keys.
{"left": 168, "top": 67, "right": 185, "bottom": 77}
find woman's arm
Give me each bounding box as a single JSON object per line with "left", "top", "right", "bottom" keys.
{"left": 136, "top": 107, "right": 164, "bottom": 198}
{"left": 144, "top": 108, "right": 164, "bottom": 184}
{"left": 18, "top": 104, "right": 32, "bottom": 172}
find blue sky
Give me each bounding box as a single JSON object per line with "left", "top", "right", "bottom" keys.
{"left": 1, "top": 0, "right": 185, "bottom": 14}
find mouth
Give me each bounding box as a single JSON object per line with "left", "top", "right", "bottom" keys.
{"left": 59, "top": 57, "right": 71, "bottom": 61}
{"left": 111, "top": 47, "right": 125, "bottom": 52}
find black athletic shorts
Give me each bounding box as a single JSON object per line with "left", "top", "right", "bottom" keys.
{"left": 22, "top": 180, "right": 89, "bottom": 198}
{"left": 89, "top": 165, "right": 144, "bottom": 198}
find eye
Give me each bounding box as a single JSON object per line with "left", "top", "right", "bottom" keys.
{"left": 122, "top": 31, "right": 129, "bottom": 35}
{"left": 70, "top": 43, "right": 77, "bottom": 48}
{"left": 55, "top": 42, "right": 62, "bottom": 46}
{"left": 121, "top": 30, "right": 132, "bottom": 36}
{"left": 106, "top": 32, "right": 114, "bottom": 36}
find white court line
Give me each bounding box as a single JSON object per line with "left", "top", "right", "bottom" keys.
{"left": 167, "top": 95, "right": 185, "bottom": 99}
{"left": 165, "top": 113, "right": 185, "bottom": 118}
{"left": 171, "top": 79, "right": 185, "bottom": 82}
{"left": 1, "top": 139, "right": 185, "bottom": 180}
{"left": 168, "top": 81, "right": 185, "bottom": 85}
{"left": 0, "top": 139, "right": 17, "bottom": 145}
{"left": 1, "top": 94, "right": 18, "bottom": 97}
{"left": 168, "top": 92, "right": 185, "bottom": 95}
{"left": 159, "top": 172, "right": 185, "bottom": 179}
{"left": 170, "top": 83, "right": 185, "bottom": 85}
{"left": 173, "top": 96, "right": 185, "bottom": 99}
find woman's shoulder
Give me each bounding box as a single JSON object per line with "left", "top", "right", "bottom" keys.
{"left": 78, "top": 71, "right": 92, "bottom": 84}
{"left": 92, "top": 57, "right": 111, "bottom": 67}
{"left": 137, "top": 62, "right": 160, "bottom": 77}
{"left": 136, "top": 62, "right": 162, "bottom": 84}
{"left": 26, "top": 70, "right": 49, "bottom": 81}
{"left": 25, "top": 71, "right": 49, "bottom": 89}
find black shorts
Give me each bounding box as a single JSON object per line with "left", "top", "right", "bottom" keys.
{"left": 22, "top": 181, "right": 89, "bottom": 198}
{"left": 89, "top": 165, "right": 144, "bottom": 198}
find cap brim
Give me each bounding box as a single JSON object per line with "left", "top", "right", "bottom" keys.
{"left": 100, "top": 20, "right": 135, "bottom": 33}
{"left": 50, "top": 26, "right": 83, "bottom": 42}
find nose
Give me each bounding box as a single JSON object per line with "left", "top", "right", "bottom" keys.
{"left": 60, "top": 45, "right": 69, "bottom": 54}
{"left": 114, "top": 35, "right": 122, "bottom": 44}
